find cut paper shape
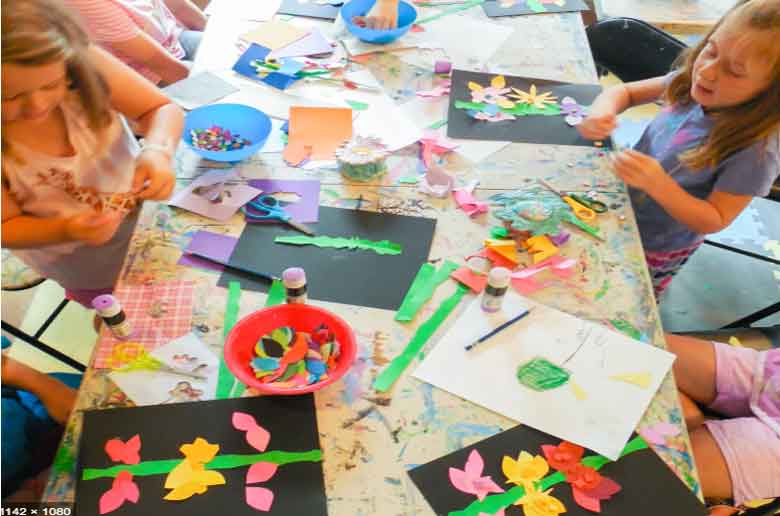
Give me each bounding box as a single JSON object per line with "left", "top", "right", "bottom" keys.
{"left": 609, "top": 372, "right": 653, "bottom": 389}
{"left": 246, "top": 462, "right": 278, "bottom": 483}
{"left": 484, "top": 239, "right": 519, "bottom": 264}
{"left": 248, "top": 179, "right": 321, "bottom": 223}
{"left": 232, "top": 412, "right": 271, "bottom": 451}
{"left": 639, "top": 422, "right": 680, "bottom": 446}
{"left": 283, "top": 107, "right": 352, "bottom": 163}
{"left": 164, "top": 438, "right": 226, "bottom": 501}
{"left": 232, "top": 44, "right": 301, "bottom": 91}
{"left": 477, "top": 247, "right": 518, "bottom": 269}
{"left": 413, "top": 291, "right": 677, "bottom": 460}
{"left": 516, "top": 357, "right": 571, "bottom": 391}
{"left": 449, "top": 450, "right": 504, "bottom": 501}
{"left": 453, "top": 181, "right": 488, "bottom": 217}
{"left": 345, "top": 99, "right": 369, "bottom": 110}
{"left": 512, "top": 255, "right": 576, "bottom": 280}
{"left": 419, "top": 165, "right": 454, "bottom": 198}
{"left": 275, "top": 235, "right": 402, "bottom": 255}
{"left": 451, "top": 267, "right": 488, "bottom": 293}
{"left": 502, "top": 451, "right": 549, "bottom": 486}
{"left": 513, "top": 483, "right": 566, "bottom": 516}
{"left": 560, "top": 96, "right": 586, "bottom": 126}
{"left": 240, "top": 22, "right": 309, "bottom": 51}
{"left": 169, "top": 170, "right": 263, "bottom": 222}
{"left": 216, "top": 281, "right": 242, "bottom": 400}
{"left": 99, "top": 471, "right": 139, "bottom": 514}
{"left": 270, "top": 28, "right": 333, "bottom": 59}
{"left": 524, "top": 235, "right": 559, "bottom": 264}
{"left": 408, "top": 426, "right": 708, "bottom": 516}
{"left": 419, "top": 129, "right": 458, "bottom": 169}
{"left": 162, "top": 72, "right": 238, "bottom": 111}
{"left": 178, "top": 231, "right": 239, "bottom": 272}
{"left": 105, "top": 435, "right": 141, "bottom": 465}
{"left": 396, "top": 261, "right": 460, "bottom": 322}
{"left": 508, "top": 84, "right": 558, "bottom": 110}
{"left": 374, "top": 284, "right": 469, "bottom": 392}
{"left": 417, "top": 84, "right": 451, "bottom": 98}
{"left": 246, "top": 486, "right": 275, "bottom": 511}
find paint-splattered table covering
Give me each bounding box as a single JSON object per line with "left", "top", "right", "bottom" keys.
{"left": 44, "top": 8, "right": 702, "bottom": 513}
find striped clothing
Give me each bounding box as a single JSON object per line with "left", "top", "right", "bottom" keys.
{"left": 65, "top": 0, "right": 185, "bottom": 84}
{"left": 644, "top": 239, "right": 703, "bottom": 299}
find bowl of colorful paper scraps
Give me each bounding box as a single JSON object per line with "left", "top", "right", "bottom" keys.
{"left": 341, "top": 0, "right": 417, "bottom": 45}
{"left": 224, "top": 303, "right": 357, "bottom": 395}
{"left": 183, "top": 103, "right": 272, "bottom": 162}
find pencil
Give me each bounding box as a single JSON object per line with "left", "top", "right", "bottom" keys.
{"left": 185, "top": 251, "right": 279, "bottom": 283}
{"left": 465, "top": 309, "right": 532, "bottom": 351}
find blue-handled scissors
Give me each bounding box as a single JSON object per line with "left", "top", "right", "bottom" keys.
{"left": 243, "top": 195, "right": 315, "bottom": 236}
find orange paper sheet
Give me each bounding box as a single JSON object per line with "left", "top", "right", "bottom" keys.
{"left": 283, "top": 106, "right": 353, "bottom": 163}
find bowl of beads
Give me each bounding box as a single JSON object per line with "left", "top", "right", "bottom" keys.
{"left": 224, "top": 304, "right": 357, "bottom": 395}
{"left": 183, "top": 103, "right": 272, "bottom": 162}
{"left": 341, "top": 0, "right": 417, "bottom": 45}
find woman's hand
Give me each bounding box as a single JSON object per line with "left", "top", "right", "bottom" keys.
{"left": 132, "top": 148, "right": 176, "bottom": 201}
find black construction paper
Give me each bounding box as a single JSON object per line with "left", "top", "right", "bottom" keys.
{"left": 218, "top": 206, "right": 436, "bottom": 310}
{"left": 408, "top": 425, "right": 707, "bottom": 516}
{"left": 482, "top": 0, "right": 589, "bottom": 17}
{"left": 278, "top": 0, "right": 340, "bottom": 20}
{"left": 447, "top": 69, "right": 612, "bottom": 148}
{"left": 75, "top": 396, "right": 327, "bottom": 516}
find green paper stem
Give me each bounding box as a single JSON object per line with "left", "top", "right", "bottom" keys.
{"left": 374, "top": 284, "right": 469, "bottom": 392}
{"left": 216, "top": 281, "right": 241, "bottom": 399}
{"left": 428, "top": 119, "right": 448, "bottom": 130}
{"left": 398, "top": 176, "right": 420, "bottom": 184}
{"left": 416, "top": 0, "right": 485, "bottom": 23}
{"left": 82, "top": 449, "right": 323, "bottom": 480}
{"left": 396, "top": 260, "right": 460, "bottom": 322}
{"left": 265, "top": 278, "right": 286, "bottom": 307}
{"left": 455, "top": 100, "right": 562, "bottom": 117}
{"left": 526, "top": 0, "right": 547, "bottom": 12}
{"left": 449, "top": 436, "right": 649, "bottom": 516}
{"left": 275, "top": 235, "right": 402, "bottom": 255}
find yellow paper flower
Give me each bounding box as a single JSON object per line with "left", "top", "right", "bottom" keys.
{"left": 491, "top": 75, "right": 507, "bottom": 89}
{"left": 509, "top": 85, "right": 558, "bottom": 109}
{"left": 468, "top": 81, "right": 484, "bottom": 91}
{"left": 163, "top": 438, "right": 225, "bottom": 501}
{"left": 514, "top": 484, "right": 567, "bottom": 516}
{"left": 502, "top": 451, "right": 550, "bottom": 486}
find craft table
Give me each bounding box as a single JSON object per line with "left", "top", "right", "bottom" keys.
{"left": 44, "top": 6, "right": 703, "bottom": 512}
{"left": 593, "top": 0, "right": 733, "bottom": 32}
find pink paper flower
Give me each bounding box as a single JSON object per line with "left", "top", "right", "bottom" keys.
{"left": 99, "top": 471, "right": 139, "bottom": 514}
{"left": 232, "top": 412, "right": 270, "bottom": 452}
{"left": 448, "top": 450, "right": 505, "bottom": 501}
{"left": 471, "top": 86, "right": 512, "bottom": 105}
{"left": 104, "top": 435, "right": 141, "bottom": 465}
{"left": 245, "top": 462, "right": 279, "bottom": 512}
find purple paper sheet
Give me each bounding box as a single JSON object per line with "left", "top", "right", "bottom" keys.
{"left": 178, "top": 231, "right": 239, "bottom": 272}
{"left": 269, "top": 28, "right": 334, "bottom": 59}
{"left": 248, "top": 179, "right": 320, "bottom": 223}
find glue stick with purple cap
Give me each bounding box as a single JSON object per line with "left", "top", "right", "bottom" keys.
{"left": 92, "top": 294, "right": 133, "bottom": 339}
{"left": 282, "top": 267, "right": 308, "bottom": 304}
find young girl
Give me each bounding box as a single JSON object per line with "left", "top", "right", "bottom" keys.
{"left": 1, "top": 0, "right": 184, "bottom": 307}
{"left": 578, "top": 0, "right": 780, "bottom": 298}
{"left": 666, "top": 333, "right": 780, "bottom": 513}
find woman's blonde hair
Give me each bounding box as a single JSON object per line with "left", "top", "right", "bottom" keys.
{"left": 666, "top": 0, "right": 780, "bottom": 171}
{"left": 1, "top": 0, "right": 112, "bottom": 134}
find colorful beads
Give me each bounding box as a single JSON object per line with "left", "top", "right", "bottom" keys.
{"left": 190, "top": 125, "right": 251, "bottom": 152}
{"left": 249, "top": 324, "right": 341, "bottom": 388}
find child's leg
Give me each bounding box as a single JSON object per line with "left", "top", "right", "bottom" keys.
{"left": 665, "top": 333, "right": 718, "bottom": 405}
{"left": 678, "top": 390, "right": 705, "bottom": 429}
{"left": 689, "top": 425, "right": 734, "bottom": 501}
{"left": 645, "top": 240, "right": 703, "bottom": 298}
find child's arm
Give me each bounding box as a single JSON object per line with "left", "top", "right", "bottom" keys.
{"left": 107, "top": 31, "right": 191, "bottom": 85}
{"left": 163, "top": 0, "right": 207, "bottom": 31}
{"left": 353, "top": 0, "right": 399, "bottom": 29}
{"left": 578, "top": 76, "right": 667, "bottom": 140}
{"left": 1, "top": 181, "right": 124, "bottom": 248}
{"left": 613, "top": 149, "right": 753, "bottom": 233}
{"left": 89, "top": 46, "right": 184, "bottom": 201}
{"left": 1, "top": 355, "right": 77, "bottom": 425}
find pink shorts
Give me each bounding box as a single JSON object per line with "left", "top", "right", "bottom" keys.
{"left": 65, "top": 287, "right": 114, "bottom": 309}
{"left": 704, "top": 342, "right": 780, "bottom": 505}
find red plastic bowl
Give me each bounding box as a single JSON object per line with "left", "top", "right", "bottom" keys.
{"left": 224, "top": 304, "right": 357, "bottom": 395}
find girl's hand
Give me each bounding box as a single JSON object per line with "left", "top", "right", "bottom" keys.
{"left": 353, "top": 0, "right": 399, "bottom": 29}
{"left": 65, "top": 210, "right": 124, "bottom": 246}
{"left": 577, "top": 96, "right": 618, "bottom": 140}
{"left": 611, "top": 149, "right": 671, "bottom": 194}
{"left": 132, "top": 149, "right": 176, "bottom": 201}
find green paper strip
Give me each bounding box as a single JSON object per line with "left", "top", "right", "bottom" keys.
{"left": 611, "top": 318, "right": 642, "bottom": 340}
{"left": 346, "top": 100, "right": 369, "bottom": 111}
{"left": 275, "top": 235, "right": 402, "bottom": 256}
{"left": 454, "top": 100, "right": 561, "bottom": 117}
{"left": 428, "top": 119, "right": 448, "bottom": 130}
{"left": 216, "top": 281, "right": 242, "bottom": 399}
{"left": 416, "top": 0, "right": 485, "bottom": 24}
{"left": 82, "top": 449, "right": 323, "bottom": 480}
{"left": 396, "top": 260, "right": 460, "bottom": 322}
{"left": 455, "top": 100, "right": 485, "bottom": 111}
{"left": 449, "top": 436, "right": 649, "bottom": 516}
{"left": 374, "top": 284, "right": 469, "bottom": 392}
{"left": 398, "top": 176, "right": 420, "bottom": 184}
{"left": 526, "top": 0, "right": 547, "bottom": 12}
{"left": 490, "top": 226, "right": 510, "bottom": 239}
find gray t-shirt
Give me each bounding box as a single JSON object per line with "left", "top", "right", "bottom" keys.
{"left": 631, "top": 100, "right": 780, "bottom": 253}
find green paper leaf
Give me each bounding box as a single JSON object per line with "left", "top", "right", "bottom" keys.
{"left": 396, "top": 261, "right": 460, "bottom": 322}
{"left": 374, "top": 284, "right": 469, "bottom": 392}
{"left": 428, "top": 119, "right": 448, "bottom": 130}
{"left": 490, "top": 226, "right": 510, "bottom": 239}
{"left": 455, "top": 100, "right": 486, "bottom": 111}
{"left": 216, "top": 281, "right": 241, "bottom": 399}
{"left": 275, "top": 235, "right": 403, "bottom": 255}
{"left": 346, "top": 100, "right": 369, "bottom": 111}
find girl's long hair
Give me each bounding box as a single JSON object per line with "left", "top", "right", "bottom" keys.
{"left": 666, "top": 0, "right": 780, "bottom": 171}
{"left": 1, "top": 0, "right": 112, "bottom": 149}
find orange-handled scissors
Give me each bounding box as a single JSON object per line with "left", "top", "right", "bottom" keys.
{"left": 538, "top": 179, "right": 596, "bottom": 222}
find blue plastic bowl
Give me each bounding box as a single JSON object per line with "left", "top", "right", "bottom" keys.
{"left": 183, "top": 103, "right": 272, "bottom": 162}
{"left": 342, "top": 0, "right": 417, "bottom": 45}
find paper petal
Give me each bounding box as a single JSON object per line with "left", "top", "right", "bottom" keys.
{"left": 247, "top": 462, "right": 278, "bottom": 484}
{"left": 464, "top": 449, "right": 485, "bottom": 477}
{"left": 468, "top": 81, "right": 484, "bottom": 92}
{"left": 164, "top": 482, "right": 207, "bottom": 501}
{"left": 491, "top": 75, "right": 506, "bottom": 89}
{"left": 99, "top": 489, "right": 126, "bottom": 514}
{"left": 232, "top": 412, "right": 258, "bottom": 431}
{"left": 451, "top": 267, "right": 488, "bottom": 293}
{"left": 639, "top": 422, "right": 680, "bottom": 445}
{"left": 472, "top": 477, "right": 504, "bottom": 500}
{"left": 246, "top": 486, "right": 275, "bottom": 511}
{"left": 586, "top": 476, "right": 622, "bottom": 499}
{"left": 247, "top": 426, "right": 271, "bottom": 452}
{"left": 449, "top": 467, "right": 473, "bottom": 495}
{"left": 573, "top": 487, "right": 602, "bottom": 512}
{"left": 104, "top": 435, "right": 141, "bottom": 465}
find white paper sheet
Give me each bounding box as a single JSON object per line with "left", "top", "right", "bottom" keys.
{"left": 108, "top": 333, "right": 219, "bottom": 406}
{"left": 169, "top": 169, "right": 263, "bottom": 222}
{"left": 259, "top": 118, "right": 288, "bottom": 153}
{"left": 204, "top": 0, "right": 282, "bottom": 21}
{"left": 413, "top": 292, "right": 676, "bottom": 460}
